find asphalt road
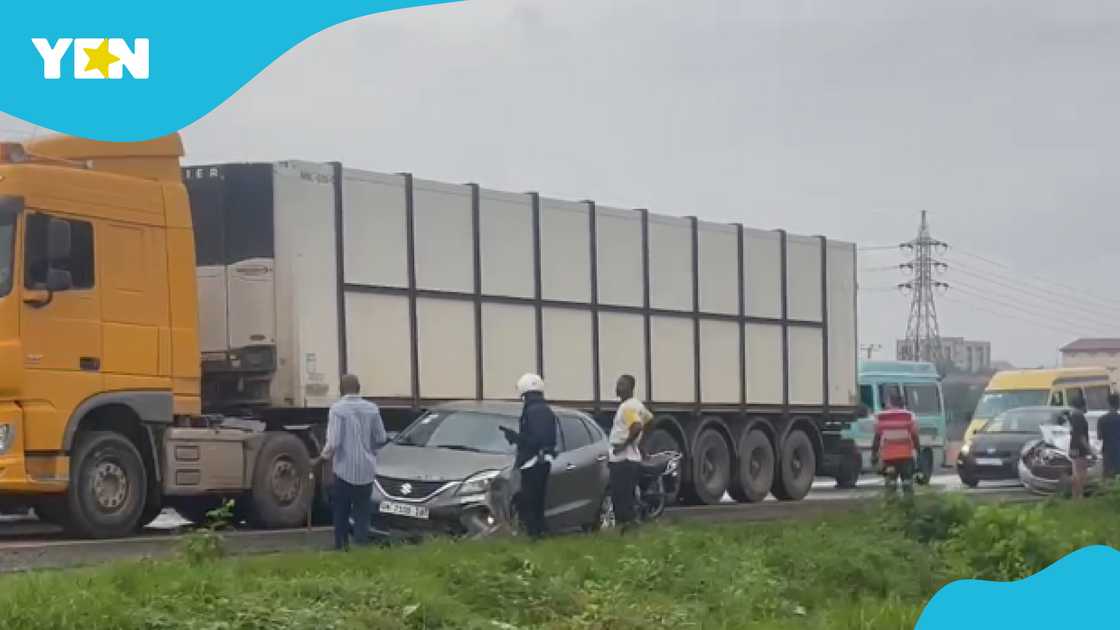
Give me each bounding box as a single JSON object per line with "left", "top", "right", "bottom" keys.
{"left": 0, "top": 471, "right": 1030, "bottom": 572}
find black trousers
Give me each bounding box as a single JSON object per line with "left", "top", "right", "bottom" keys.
{"left": 518, "top": 460, "right": 550, "bottom": 538}
{"left": 609, "top": 460, "right": 641, "bottom": 525}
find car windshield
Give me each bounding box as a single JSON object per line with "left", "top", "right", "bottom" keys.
{"left": 973, "top": 390, "right": 1048, "bottom": 418}
{"left": 981, "top": 409, "right": 1059, "bottom": 434}
{"left": 0, "top": 210, "right": 13, "bottom": 297}
{"left": 394, "top": 410, "right": 518, "bottom": 455}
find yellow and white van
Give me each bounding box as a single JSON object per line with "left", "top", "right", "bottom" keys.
{"left": 963, "top": 368, "right": 1113, "bottom": 445}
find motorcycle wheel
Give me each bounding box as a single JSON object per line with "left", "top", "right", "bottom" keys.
{"left": 644, "top": 478, "right": 667, "bottom": 521}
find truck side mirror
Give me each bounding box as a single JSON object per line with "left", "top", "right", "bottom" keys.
{"left": 46, "top": 268, "right": 72, "bottom": 292}
{"left": 47, "top": 218, "right": 71, "bottom": 263}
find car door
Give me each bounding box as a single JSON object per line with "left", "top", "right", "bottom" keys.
{"left": 546, "top": 414, "right": 604, "bottom": 530}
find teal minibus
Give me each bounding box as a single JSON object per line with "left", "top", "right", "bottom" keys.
{"left": 836, "top": 360, "right": 946, "bottom": 487}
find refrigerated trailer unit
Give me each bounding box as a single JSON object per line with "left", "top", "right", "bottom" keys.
{"left": 183, "top": 161, "right": 859, "bottom": 504}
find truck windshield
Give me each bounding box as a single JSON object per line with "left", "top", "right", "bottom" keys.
{"left": 395, "top": 410, "right": 519, "bottom": 455}
{"left": 0, "top": 211, "right": 13, "bottom": 297}
{"left": 973, "top": 390, "right": 1048, "bottom": 418}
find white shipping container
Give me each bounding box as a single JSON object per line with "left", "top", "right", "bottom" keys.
{"left": 185, "top": 163, "right": 858, "bottom": 414}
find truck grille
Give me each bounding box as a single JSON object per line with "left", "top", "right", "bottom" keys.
{"left": 377, "top": 476, "right": 450, "bottom": 500}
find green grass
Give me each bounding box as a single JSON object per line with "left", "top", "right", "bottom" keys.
{"left": 0, "top": 493, "right": 1115, "bottom": 629}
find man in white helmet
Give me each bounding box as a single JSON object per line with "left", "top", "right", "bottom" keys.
{"left": 503, "top": 373, "right": 558, "bottom": 538}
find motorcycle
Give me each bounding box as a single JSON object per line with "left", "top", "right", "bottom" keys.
{"left": 634, "top": 450, "right": 683, "bottom": 522}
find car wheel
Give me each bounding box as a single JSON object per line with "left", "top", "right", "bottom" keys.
{"left": 584, "top": 493, "right": 615, "bottom": 533}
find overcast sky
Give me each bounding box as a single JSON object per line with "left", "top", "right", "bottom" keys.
{"left": 4, "top": 0, "right": 1119, "bottom": 368}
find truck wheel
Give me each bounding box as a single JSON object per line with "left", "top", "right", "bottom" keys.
{"left": 246, "top": 432, "right": 313, "bottom": 529}
{"left": 65, "top": 431, "right": 148, "bottom": 538}
{"left": 917, "top": 449, "right": 934, "bottom": 486}
{"left": 689, "top": 429, "right": 731, "bottom": 505}
{"left": 772, "top": 429, "right": 815, "bottom": 501}
{"left": 729, "top": 429, "right": 774, "bottom": 503}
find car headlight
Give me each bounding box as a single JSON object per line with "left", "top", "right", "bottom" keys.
{"left": 0, "top": 424, "right": 13, "bottom": 454}
{"left": 458, "top": 470, "right": 501, "bottom": 496}
{"left": 959, "top": 442, "right": 971, "bottom": 457}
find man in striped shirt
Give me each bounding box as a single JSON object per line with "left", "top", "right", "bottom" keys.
{"left": 318, "top": 374, "right": 386, "bottom": 550}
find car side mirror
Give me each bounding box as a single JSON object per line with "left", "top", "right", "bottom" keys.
{"left": 47, "top": 218, "right": 71, "bottom": 263}
{"left": 386, "top": 431, "right": 399, "bottom": 442}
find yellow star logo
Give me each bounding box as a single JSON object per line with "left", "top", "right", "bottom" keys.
{"left": 83, "top": 38, "right": 120, "bottom": 78}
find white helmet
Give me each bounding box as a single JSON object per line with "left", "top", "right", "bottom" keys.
{"left": 516, "top": 373, "right": 544, "bottom": 397}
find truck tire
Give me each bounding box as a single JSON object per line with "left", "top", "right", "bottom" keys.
{"left": 65, "top": 431, "right": 149, "bottom": 538}
{"left": 688, "top": 429, "right": 731, "bottom": 505}
{"left": 729, "top": 429, "right": 774, "bottom": 503}
{"left": 246, "top": 432, "right": 313, "bottom": 529}
{"left": 772, "top": 429, "right": 815, "bottom": 501}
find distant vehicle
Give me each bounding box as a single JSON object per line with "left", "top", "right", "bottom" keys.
{"left": 371, "top": 401, "right": 612, "bottom": 536}
{"left": 957, "top": 406, "right": 1070, "bottom": 487}
{"left": 1018, "top": 411, "right": 1105, "bottom": 495}
{"left": 837, "top": 361, "right": 945, "bottom": 488}
{"left": 963, "top": 368, "right": 1113, "bottom": 445}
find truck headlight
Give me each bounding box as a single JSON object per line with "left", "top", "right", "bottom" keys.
{"left": 0, "top": 424, "right": 13, "bottom": 454}
{"left": 458, "top": 470, "right": 500, "bottom": 496}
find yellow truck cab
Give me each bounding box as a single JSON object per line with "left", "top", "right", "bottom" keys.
{"left": 963, "top": 367, "right": 1113, "bottom": 444}
{"left": 0, "top": 135, "right": 315, "bottom": 538}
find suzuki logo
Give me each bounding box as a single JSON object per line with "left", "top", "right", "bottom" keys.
{"left": 399, "top": 483, "right": 413, "bottom": 496}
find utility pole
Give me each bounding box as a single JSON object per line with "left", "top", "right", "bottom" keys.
{"left": 861, "top": 344, "right": 882, "bottom": 360}
{"left": 898, "top": 211, "right": 948, "bottom": 364}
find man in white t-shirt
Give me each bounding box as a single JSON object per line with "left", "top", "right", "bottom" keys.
{"left": 608, "top": 374, "right": 653, "bottom": 532}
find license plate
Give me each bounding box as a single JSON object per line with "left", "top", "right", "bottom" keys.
{"left": 379, "top": 501, "right": 429, "bottom": 520}
{"left": 975, "top": 457, "right": 1003, "bottom": 466}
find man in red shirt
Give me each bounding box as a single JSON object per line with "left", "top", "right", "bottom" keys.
{"left": 871, "top": 393, "right": 921, "bottom": 495}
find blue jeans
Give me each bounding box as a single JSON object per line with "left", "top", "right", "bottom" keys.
{"left": 332, "top": 478, "right": 372, "bottom": 550}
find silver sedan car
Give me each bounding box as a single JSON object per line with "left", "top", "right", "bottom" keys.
{"left": 370, "top": 401, "right": 612, "bottom": 536}
{"left": 1018, "top": 411, "right": 1104, "bottom": 495}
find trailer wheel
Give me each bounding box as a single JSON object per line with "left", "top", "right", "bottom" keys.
{"left": 729, "top": 429, "right": 774, "bottom": 503}
{"left": 689, "top": 429, "right": 731, "bottom": 505}
{"left": 246, "top": 432, "right": 314, "bottom": 529}
{"left": 65, "top": 431, "right": 148, "bottom": 538}
{"left": 772, "top": 429, "right": 815, "bottom": 501}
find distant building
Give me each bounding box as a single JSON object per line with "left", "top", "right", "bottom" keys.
{"left": 1060, "top": 338, "right": 1120, "bottom": 385}
{"left": 896, "top": 337, "right": 991, "bottom": 373}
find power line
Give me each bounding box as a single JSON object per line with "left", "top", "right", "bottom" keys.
{"left": 949, "top": 249, "right": 1120, "bottom": 312}
{"left": 858, "top": 244, "right": 903, "bottom": 252}
{"left": 947, "top": 284, "right": 1114, "bottom": 337}
{"left": 942, "top": 289, "right": 1112, "bottom": 338}
{"left": 949, "top": 265, "right": 1120, "bottom": 322}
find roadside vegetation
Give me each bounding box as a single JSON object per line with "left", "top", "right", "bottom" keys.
{"left": 1, "top": 488, "right": 1118, "bottom": 630}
